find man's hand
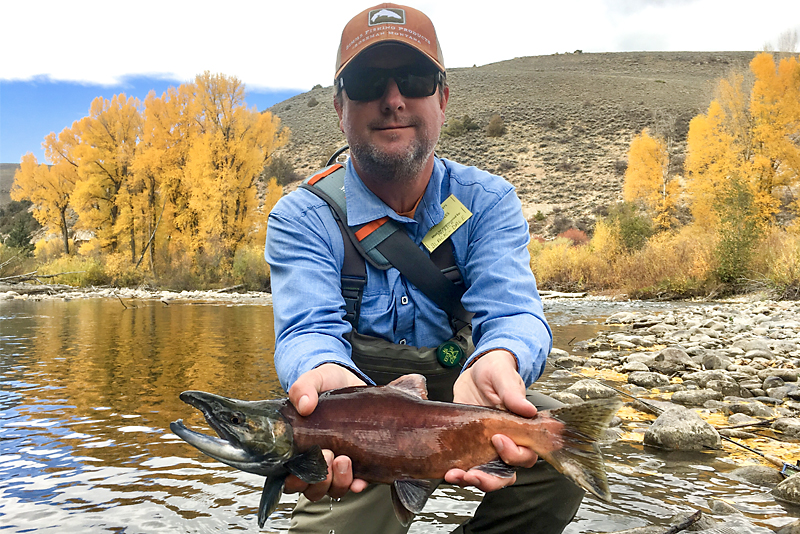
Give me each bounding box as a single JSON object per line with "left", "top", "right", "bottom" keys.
{"left": 285, "top": 364, "right": 369, "bottom": 499}
{"left": 447, "top": 350, "right": 539, "bottom": 492}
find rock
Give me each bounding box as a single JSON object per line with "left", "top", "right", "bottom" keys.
{"left": 553, "top": 355, "right": 586, "bottom": 368}
{"left": 643, "top": 406, "right": 721, "bottom": 451}
{"left": 758, "top": 368, "right": 799, "bottom": 382}
{"left": 763, "top": 375, "right": 786, "bottom": 390}
{"left": 729, "top": 465, "right": 784, "bottom": 486}
{"left": 727, "top": 413, "right": 761, "bottom": 426}
{"left": 628, "top": 371, "right": 670, "bottom": 389}
{"left": 550, "top": 348, "right": 570, "bottom": 358}
{"left": 746, "top": 348, "right": 776, "bottom": 360}
{"left": 707, "top": 498, "right": 741, "bottom": 515}
{"left": 565, "top": 379, "right": 618, "bottom": 400}
{"left": 776, "top": 518, "right": 800, "bottom": 534}
{"left": 649, "top": 347, "right": 696, "bottom": 374}
{"left": 671, "top": 389, "right": 722, "bottom": 406}
{"left": 773, "top": 473, "right": 800, "bottom": 504}
{"left": 773, "top": 418, "right": 800, "bottom": 438}
{"left": 725, "top": 401, "right": 776, "bottom": 417}
{"left": 702, "top": 352, "right": 732, "bottom": 370}
{"left": 621, "top": 361, "right": 650, "bottom": 372}
{"left": 550, "top": 391, "right": 584, "bottom": 405}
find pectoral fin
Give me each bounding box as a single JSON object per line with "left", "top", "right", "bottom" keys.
{"left": 258, "top": 474, "right": 287, "bottom": 528}
{"left": 284, "top": 445, "right": 328, "bottom": 483}
{"left": 390, "top": 479, "right": 435, "bottom": 526}
{"left": 474, "top": 458, "right": 517, "bottom": 479}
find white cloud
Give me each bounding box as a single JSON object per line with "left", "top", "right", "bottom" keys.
{"left": 1, "top": 0, "right": 798, "bottom": 90}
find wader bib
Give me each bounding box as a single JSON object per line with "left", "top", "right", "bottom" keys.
{"left": 300, "top": 160, "right": 474, "bottom": 402}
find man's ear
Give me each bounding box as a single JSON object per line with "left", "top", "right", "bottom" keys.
{"left": 333, "top": 95, "right": 345, "bottom": 133}
{"left": 439, "top": 85, "right": 449, "bottom": 125}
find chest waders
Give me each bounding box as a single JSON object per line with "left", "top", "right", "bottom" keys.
{"left": 300, "top": 161, "right": 474, "bottom": 402}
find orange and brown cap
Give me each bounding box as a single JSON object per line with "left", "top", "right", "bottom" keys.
{"left": 335, "top": 3, "right": 445, "bottom": 79}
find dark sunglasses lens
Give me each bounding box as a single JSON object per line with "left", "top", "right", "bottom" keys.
{"left": 342, "top": 68, "right": 439, "bottom": 101}
{"left": 397, "top": 71, "right": 437, "bottom": 98}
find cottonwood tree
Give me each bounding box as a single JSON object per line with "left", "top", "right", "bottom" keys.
{"left": 685, "top": 52, "right": 800, "bottom": 229}
{"left": 11, "top": 124, "right": 81, "bottom": 254}
{"left": 622, "top": 128, "right": 679, "bottom": 230}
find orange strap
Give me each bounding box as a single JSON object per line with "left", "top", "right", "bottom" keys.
{"left": 354, "top": 216, "right": 389, "bottom": 241}
{"left": 307, "top": 164, "right": 344, "bottom": 186}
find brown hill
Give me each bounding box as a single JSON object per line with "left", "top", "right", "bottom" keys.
{"left": 270, "top": 51, "right": 757, "bottom": 235}
{"left": 0, "top": 164, "right": 19, "bottom": 206}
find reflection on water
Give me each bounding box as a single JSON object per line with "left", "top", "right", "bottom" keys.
{"left": 0, "top": 298, "right": 796, "bottom": 532}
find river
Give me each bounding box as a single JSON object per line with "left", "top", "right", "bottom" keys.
{"left": 0, "top": 297, "right": 793, "bottom": 532}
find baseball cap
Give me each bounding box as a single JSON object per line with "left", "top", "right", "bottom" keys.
{"left": 335, "top": 3, "right": 445, "bottom": 79}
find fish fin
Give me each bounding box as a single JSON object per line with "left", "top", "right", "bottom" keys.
{"left": 391, "top": 479, "right": 434, "bottom": 525}
{"left": 258, "top": 474, "right": 287, "bottom": 528}
{"left": 541, "top": 398, "right": 622, "bottom": 503}
{"left": 284, "top": 445, "right": 328, "bottom": 483}
{"left": 387, "top": 374, "right": 428, "bottom": 400}
{"left": 474, "top": 458, "right": 517, "bottom": 479}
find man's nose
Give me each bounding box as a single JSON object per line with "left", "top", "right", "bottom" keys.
{"left": 380, "top": 78, "right": 406, "bottom": 112}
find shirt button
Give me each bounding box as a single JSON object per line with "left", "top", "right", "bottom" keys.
{"left": 401, "top": 296, "right": 409, "bottom": 305}
{"left": 399, "top": 339, "right": 407, "bottom": 345}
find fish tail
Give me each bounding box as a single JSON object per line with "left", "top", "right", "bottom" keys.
{"left": 540, "top": 398, "right": 622, "bottom": 502}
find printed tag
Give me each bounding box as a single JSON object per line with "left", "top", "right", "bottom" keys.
{"left": 422, "top": 195, "right": 472, "bottom": 252}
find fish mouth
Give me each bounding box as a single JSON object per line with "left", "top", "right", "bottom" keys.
{"left": 170, "top": 391, "right": 281, "bottom": 476}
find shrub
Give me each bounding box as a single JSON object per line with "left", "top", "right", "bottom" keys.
{"left": 264, "top": 155, "right": 300, "bottom": 186}
{"left": 713, "top": 177, "right": 759, "bottom": 284}
{"left": 232, "top": 243, "right": 271, "bottom": 291}
{"left": 38, "top": 255, "right": 109, "bottom": 287}
{"left": 307, "top": 97, "right": 319, "bottom": 108}
{"left": 604, "top": 202, "right": 654, "bottom": 252}
{"left": 486, "top": 114, "right": 506, "bottom": 137}
{"left": 558, "top": 228, "right": 589, "bottom": 246}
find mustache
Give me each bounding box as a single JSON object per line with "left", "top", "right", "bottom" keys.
{"left": 369, "top": 116, "right": 419, "bottom": 130}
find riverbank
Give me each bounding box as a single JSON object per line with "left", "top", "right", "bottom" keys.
{"left": 0, "top": 282, "right": 274, "bottom": 305}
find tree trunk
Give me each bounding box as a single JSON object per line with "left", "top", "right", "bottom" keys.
{"left": 60, "top": 208, "right": 70, "bottom": 255}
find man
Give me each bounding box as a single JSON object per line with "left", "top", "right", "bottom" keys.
{"left": 264, "top": 4, "right": 584, "bottom": 533}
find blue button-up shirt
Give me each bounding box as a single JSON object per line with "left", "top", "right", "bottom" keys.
{"left": 265, "top": 157, "right": 552, "bottom": 392}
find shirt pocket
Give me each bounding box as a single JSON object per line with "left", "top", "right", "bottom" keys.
{"left": 356, "top": 290, "right": 397, "bottom": 338}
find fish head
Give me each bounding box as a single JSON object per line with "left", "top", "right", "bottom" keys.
{"left": 170, "top": 390, "right": 294, "bottom": 476}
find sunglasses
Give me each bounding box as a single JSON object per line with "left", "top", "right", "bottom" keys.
{"left": 338, "top": 65, "right": 444, "bottom": 102}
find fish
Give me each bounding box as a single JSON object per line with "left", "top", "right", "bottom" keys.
{"left": 170, "top": 374, "right": 621, "bottom": 528}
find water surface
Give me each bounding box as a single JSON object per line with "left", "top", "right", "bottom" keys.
{"left": 0, "top": 298, "right": 795, "bottom": 532}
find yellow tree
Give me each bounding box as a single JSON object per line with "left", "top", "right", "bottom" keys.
{"left": 11, "top": 126, "right": 80, "bottom": 254}
{"left": 71, "top": 94, "right": 142, "bottom": 257}
{"left": 182, "top": 72, "right": 288, "bottom": 261}
{"left": 622, "top": 128, "right": 678, "bottom": 230}
{"left": 685, "top": 53, "right": 800, "bottom": 228}
{"left": 132, "top": 85, "right": 198, "bottom": 271}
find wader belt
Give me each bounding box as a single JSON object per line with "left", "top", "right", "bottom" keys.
{"left": 301, "top": 162, "right": 474, "bottom": 401}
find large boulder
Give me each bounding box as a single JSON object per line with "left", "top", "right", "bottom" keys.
{"left": 649, "top": 347, "right": 697, "bottom": 375}
{"left": 643, "top": 406, "right": 721, "bottom": 450}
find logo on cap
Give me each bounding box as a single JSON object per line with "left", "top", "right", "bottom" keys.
{"left": 369, "top": 8, "right": 405, "bottom": 26}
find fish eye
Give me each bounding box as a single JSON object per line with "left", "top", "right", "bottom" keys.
{"left": 229, "top": 413, "right": 245, "bottom": 425}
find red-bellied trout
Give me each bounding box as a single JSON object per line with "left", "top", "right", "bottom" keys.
{"left": 170, "top": 374, "right": 621, "bottom": 528}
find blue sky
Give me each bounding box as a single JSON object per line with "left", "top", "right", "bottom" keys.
{"left": 1, "top": 0, "right": 798, "bottom": 164}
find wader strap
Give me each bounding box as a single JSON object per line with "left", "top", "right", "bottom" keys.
{"left": 301, "top": 163, "right": 473, "bottom": 332}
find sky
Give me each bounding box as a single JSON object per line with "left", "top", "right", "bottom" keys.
{"left": 1, "top": 0, "right": 798, "bottom": 164}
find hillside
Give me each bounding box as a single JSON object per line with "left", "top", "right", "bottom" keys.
{"left": 0, "top": 164, "right": 18, "bottom": 206}
{"left": 269, "top": 51, "right": 757, "bottom": 235}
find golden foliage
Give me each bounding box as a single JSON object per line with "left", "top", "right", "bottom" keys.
{"left": 685, "top": 53, "right": 800, "bottom": 228}
{"left": 623, "top": 129, "right": 678, "bottom": 229}
{"left": 11, "top": 73, "right": 288, "bottom": 286}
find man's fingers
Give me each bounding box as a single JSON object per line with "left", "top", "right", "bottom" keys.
{"left": 492, "top": 434, "right": 538, "bottom": 468}
{"left": 302, "top": 449, "right": 335, "bottom": 501}
{"left": 444, "top": 468, "right": 517, "bottom": 492}
{"left": 327, "top": 456, "right": 354, "bottom": 500}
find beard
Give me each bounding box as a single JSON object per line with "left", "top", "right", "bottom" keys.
{"left": 347, "top": 122, "right": 438, "bottom": 185}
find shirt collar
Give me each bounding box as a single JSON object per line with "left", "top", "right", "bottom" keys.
{"left": 344, "top": 158, "right": 447, "bottom": 229}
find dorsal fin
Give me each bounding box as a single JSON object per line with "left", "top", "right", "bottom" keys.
{"left": 387, "top": 374, "right": 429, "bottom": 400}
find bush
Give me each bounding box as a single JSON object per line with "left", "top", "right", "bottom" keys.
{"left": 232, "top": 243, "right": 271, "bottom": 291}
{"left": 38, "top": 255, "right": 109, "bottom": 287}
{"left": 442, "top": 115, "right": 480, "bottom": 138}
{"left": 307, "top": 97, "right": 319, "bottom": 108}
{"left": 713, "top": 177, "right": 759, "bottom": 284}
{"left": 558, "top": 228, "right": 589, "bottom": 246}
{"left": 604, "top": 202, "right": 654, "bottom": 252}
{"left": 264, "top": 155, "right": 300, "bottom": 186}
{"left": 486, "top": 114, "right": 506, "bottom": 137}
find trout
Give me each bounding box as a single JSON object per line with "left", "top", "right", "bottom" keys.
{"left": 170, "top": 374, "right": 621, "bottom": 528}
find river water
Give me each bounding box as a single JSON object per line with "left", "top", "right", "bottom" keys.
{"left": 0, "top": 298, "right": 795, "bottom": 533}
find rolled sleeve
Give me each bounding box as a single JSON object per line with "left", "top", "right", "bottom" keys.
{"left": 457, "top": 179, "right": 552, "bottom": 386}
{"left": 265, "top": 194, "right": 372, "bottom": 391}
